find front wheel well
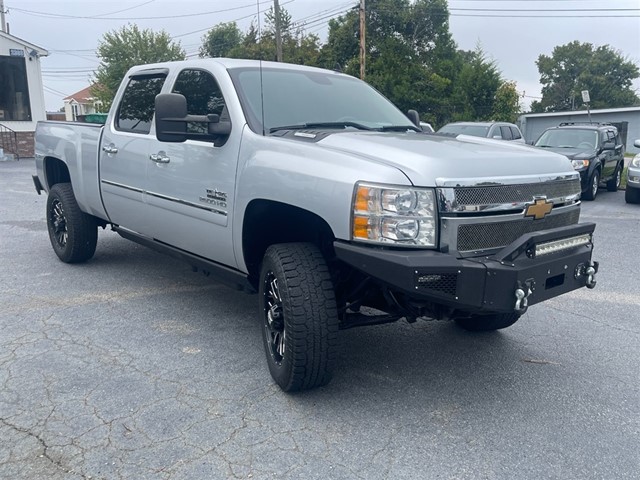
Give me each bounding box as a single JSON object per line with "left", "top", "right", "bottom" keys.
{"left": 242, "top": 200, "right": 336, "bottom": 282}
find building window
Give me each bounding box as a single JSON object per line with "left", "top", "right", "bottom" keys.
{"left": 0, "top": 56, "right": 32, "bottom": 122}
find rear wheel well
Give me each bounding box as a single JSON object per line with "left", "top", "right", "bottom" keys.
{"left": 242, "top": 200, "right": 336, "bottom": 283}
{"left": 43, "top": 157, "right": 71, "bottom": 189}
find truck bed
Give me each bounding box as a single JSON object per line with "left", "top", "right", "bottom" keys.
{"left": 34, "top": 121, "right": 108, "bottom": 220}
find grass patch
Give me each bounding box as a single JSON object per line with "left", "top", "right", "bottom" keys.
{"left": 621, "top": 167, "right": 628, "bottom": 190}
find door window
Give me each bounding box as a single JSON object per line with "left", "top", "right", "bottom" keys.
{"left": 510, "top": 127, "right": 522, "bottom": 140}
{"left": 116, "top": 74, "right": 167, "bottom": 134}
{"left": 500, "top": 126, "right": 513, "bottom": 140}
{"left": 172, "top": 69, "right": 229, "bottom": 139}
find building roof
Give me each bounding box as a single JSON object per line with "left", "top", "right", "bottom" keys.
{"left": 520, "top": 106, "right": 640, "bottom": 119}
{"left": 0, "top": 30, "right": 49, "bottom": 56}
{"left": 64, "top": 86, "right": 97, "bottom": 103}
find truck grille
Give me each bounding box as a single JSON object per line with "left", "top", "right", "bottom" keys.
{"left": 457, "top": 209, "right": 580, "bottom": 252}
{"left": 453, "top": 179, "right": 580, "bottom": 208}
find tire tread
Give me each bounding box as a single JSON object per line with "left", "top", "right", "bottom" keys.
{"left": 47, "top": 183, "right": 98, "bottom": 263}
{"left": 260, "top": 243, "right": 339, "bottom": 392}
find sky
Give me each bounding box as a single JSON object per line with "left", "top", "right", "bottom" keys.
{"left": 4, "top": 0, "right": 640, "bottom": 112}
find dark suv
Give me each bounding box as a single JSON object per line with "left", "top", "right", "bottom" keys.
{"left": 534, "top": 123, "right": 624, "bottom": 200}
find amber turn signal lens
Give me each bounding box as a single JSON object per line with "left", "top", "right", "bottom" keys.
{"left": 353, "top": 215, "right": 369, "bottom": 239}
{"left": 355, "top": 186, "right": 370, "bottom": 212}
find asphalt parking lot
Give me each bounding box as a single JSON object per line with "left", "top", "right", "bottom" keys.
{"left": 1, "top": 159, "right": 639, "bottom": 479}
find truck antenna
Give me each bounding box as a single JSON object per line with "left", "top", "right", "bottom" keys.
{"left": 257, "top": 0, "right": 266, "bottom": 136}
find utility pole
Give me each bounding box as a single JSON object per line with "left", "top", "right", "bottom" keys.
{"left": 359, "top": 0, "right": 366, "bottom": 79}
{"left": 274, "top": 0, "right": 283, "bottom": 62}
{"left": 1, "top": 0, "right": 7, "bottom": 33}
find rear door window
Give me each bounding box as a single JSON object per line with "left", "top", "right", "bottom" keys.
{"left": 116, "top": 73, "right": 167, "bottom": 134}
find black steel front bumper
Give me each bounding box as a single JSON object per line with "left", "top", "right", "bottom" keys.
{"left": 334, "top": 223, "right": 598, "bottom": 314}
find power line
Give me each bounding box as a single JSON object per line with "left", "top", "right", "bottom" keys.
{"left": 450, "top": 12, "right": 639, "bottom": 17}
{"left": 91, "top": 0, "right": 157, "bottom": 18}
{"left": 9, "top": 1, "right": 272, "bottom": 21}
{"left": 170, "top": 0, "right": 295, "bottom": 40}
{"left": 449, "top": 7, "right": 639, "bottom": 12}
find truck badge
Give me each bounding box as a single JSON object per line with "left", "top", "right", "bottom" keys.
{"left": 524, "top": 197, "right": 553, "bottom": 220}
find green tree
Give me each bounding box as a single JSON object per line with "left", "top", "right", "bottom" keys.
{"left": 199, "top": 22, "right": 244, "bottom": 58}
{"left": 492, "top": 81, "right": 521, "bottom": 122}
{"left": 535, "top": 41, "right": 639, "bottom": 112}
{"left": 93, "top": 24, "right": 185, "bottom": 109}
{"left": 449, "top": 46, "right": 502, "bottom": 121}
{"left": 321, "top": 0, "right": 458, "bottom": 125}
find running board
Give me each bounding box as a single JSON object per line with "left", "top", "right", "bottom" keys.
{"left": 113, "top": 226, "right": 256, "bottom": 294}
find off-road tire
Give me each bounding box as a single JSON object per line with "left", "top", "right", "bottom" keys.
{"left": 625, "top": 185, "right": 640, "bottom": 204}
{"left": 46, "top": 183, "right": 98, "bottom": 263}
{"left": 454, "top": 312, "right": 521, "bottom": 332}
{"left": 583, "top": 169, "right": 600, "bottom": 201}
{"left": 606, "top": 163, "right": 622, "bottom": 192}
{"left": 259, "top": 243, "right": 339, "bottom": 392}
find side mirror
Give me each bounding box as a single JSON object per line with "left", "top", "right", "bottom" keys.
{"left": 207, "top": 114, "right": 232, "bottom": 136}
{"left": 155, "top": 93, "right": 188, "bottom": 143}
{"left": 492, "top": 135, "right": 502, "bottom": 140}
{"left": 155, "top": 94, "right": 232, "bottom": 142}
{"left": 406, "top": 109, "right": 420, "bottom": 127}
{"left": 602, "top": 140, "right": 615, "bottom": 151}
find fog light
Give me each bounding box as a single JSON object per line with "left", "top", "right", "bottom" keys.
{"left": 535, "top": 234, "right": 592, "bottom": 256}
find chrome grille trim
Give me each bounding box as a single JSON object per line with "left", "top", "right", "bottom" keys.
{"left": 435, "top": 173, "right": 579, "bottom": 188}
{"left": 437, "top": 176, "right": 581, "bottom": 213}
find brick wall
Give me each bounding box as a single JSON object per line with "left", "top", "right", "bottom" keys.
{"left": 16, "top": 132, "right": 35, "bottom": 158}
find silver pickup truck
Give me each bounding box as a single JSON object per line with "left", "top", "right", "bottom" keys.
{"left": 34, "top": 59, "right": 598, "bottom": 391}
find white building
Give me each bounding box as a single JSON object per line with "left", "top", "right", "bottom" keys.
{"left": 0, "top": 30, "right": 48, "bottom": 159}
{"left": 63, "top": 85, "right": 102, "bottom": 122}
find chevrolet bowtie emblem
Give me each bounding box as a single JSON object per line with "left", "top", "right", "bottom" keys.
{"left": 524, "top": 198, "right": 553, "bottom": 220}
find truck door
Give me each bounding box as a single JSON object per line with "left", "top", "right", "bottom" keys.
{"left": 145, "top": 68, "right": 239, "bottom": 268}
{"left": 600, "top": 129, "right": 619, "bottom": 180}
{"left": 99, "top": 69, "right": 167, "bottom": 235}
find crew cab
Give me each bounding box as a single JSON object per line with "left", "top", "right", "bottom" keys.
{"left": 33, "top": 59, "right": 599, "bottom": 391}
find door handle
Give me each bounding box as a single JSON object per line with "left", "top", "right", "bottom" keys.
{"left": 102, "top": 144, "right": 118, "bottom": 155}
{"left": 149, "top": 151, "right": 170, "bottom": 164}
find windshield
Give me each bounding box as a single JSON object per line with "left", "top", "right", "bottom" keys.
{"left": 535, "top": 129, "right": 598, "bottom": 150}
{"left": 437, "top": 124, "right": 490, "bottom": 137}
{"left": 228, "top": 67, "right": 416, "bottom": 134}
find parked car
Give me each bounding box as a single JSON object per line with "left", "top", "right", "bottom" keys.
{"left": 534, "top": 122, "right": 625, "bottom": 201}
{"left": 626, "top": 139, "right": 640, "bottom": 204}
{"left": 437, "top": 121, "right": 525, "bottom": 143}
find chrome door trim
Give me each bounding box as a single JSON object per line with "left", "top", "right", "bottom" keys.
{"left": 101, "top": 179, "right": 144, "bottom": 193}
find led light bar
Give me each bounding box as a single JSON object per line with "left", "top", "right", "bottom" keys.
{"left": 535, "top": 234, "right": 592, "bottom": 257}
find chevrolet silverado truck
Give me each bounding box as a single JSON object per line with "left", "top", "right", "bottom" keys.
{"left": 33, "top": 59, "right": 598, "bottom": 391}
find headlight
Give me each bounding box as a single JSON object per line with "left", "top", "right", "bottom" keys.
{"left": 571, "top": 159, "right": 590, "bottom": 170}
{"left": 631, "top": 154, "right": 640, "bottom": 168}
{"left": 352, "top": 182, "right": 437, "bottom": 247}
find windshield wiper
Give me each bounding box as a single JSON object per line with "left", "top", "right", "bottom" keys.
{"left": 269, "top": 121, "right": 374, "bottom": 133}
{"left": 378, "top": 125, "right": 421, "bottom": 132}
